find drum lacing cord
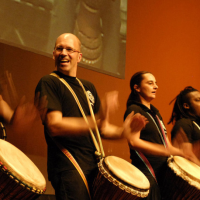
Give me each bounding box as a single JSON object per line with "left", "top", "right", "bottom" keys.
{"left": 0, "top": 160, "right": 45, "bottom": 194}
{"left": 50, "top": 73, "right": 104, "bottom": 158}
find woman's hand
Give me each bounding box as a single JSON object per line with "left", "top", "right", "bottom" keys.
{"left": 123, "top": 111, "right": 148, "bottom": 139}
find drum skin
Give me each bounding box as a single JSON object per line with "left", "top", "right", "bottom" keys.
{"left": 162, "top": 156, "right": 200, "bottom": 200}
{"left": 0, "top": 139, "right": 46, "bottom": 200}
{"left": 93, "top": 156, "right": 150, "bottom": 200}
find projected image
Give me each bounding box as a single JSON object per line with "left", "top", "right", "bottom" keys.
{"left": 74, "top": 0, "right": 127, "bottom": 78}
{"left": 0, "top": 0, "right": 127, "bottom": 78}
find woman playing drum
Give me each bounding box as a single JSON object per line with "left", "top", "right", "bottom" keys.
{"left": 168, "top": 86, "right": 200, "bottom": 165}
{"left": 124, "top": 71, "right": 186, "bottom": 200}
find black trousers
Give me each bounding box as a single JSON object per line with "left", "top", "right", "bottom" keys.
{"left": 50, "top": 168, "right": 98, "bottom": 200}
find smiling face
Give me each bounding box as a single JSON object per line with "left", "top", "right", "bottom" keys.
{"left": 53, "top": 33, "right": 82, "bottom": 76}
{"left": 134, "top": 73, "right": 158, "bottom": 105}
{"left": 184, "top": 91, "right": 200, "bottom": 118}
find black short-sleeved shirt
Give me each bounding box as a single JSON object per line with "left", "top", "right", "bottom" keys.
{"left": 124, "top": 102, "right": 168, "bottom": 177}
{"left": 35, "top": 71, "right": 101, "bottom": 180}
{"left": 171, "top": 118, "right": 200, "bottom": 143}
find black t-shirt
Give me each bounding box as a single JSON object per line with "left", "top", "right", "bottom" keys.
{"left": 171, "top": 118, "right": 200, "bottom": 143}
{"left": 124, "top": 102, "right": 168, "bottom": 176}
{"left": 35, "top": 71, "right": 101, "bottom": 180}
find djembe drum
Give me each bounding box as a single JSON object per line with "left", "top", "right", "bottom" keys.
{"left": 93, "top": 156, "right": 150, "bottom": 200}
{"left": 0, "top": 139, "right": 46, "bottom": 200}
{"left": 162, "top": 156, "right": 200, "bottom": 200}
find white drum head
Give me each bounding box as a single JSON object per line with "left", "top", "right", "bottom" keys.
{"left": 104, "top": 156, "right": 150, "bottom": 189}
{"left": 174, "top": 156, "right": 200, "bottom": 180}
{"left": 0, "top": 139, "right": 46, "bottom": 191}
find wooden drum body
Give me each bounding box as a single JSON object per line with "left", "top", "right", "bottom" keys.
{"left": 162, "top": 156, "right": 200, "bottom": 200}
{"left": 0, "top": 139, "right": 46, "bottom": 200}
{"left": 93, "top": 156, "right": 150, "bottom": 200}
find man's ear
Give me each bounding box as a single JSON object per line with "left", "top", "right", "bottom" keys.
{"left": 183, "top": 103, "right": 190, "bottom": 110}
{"left": 134, "top": 84, "right": 140, "bottom": 93}
{"left": 77, "top": 53, "right": 82, "bottom": 63}
{"left": 53, "top": 51, "right": 55, "bottom": 60}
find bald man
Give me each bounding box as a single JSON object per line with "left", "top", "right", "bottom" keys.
{"left": 35, "top": 33, "right": 130, "bottom": 200}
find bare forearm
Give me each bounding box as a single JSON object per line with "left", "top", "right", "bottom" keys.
{"left": 100, "top": 123, "right": 124, "bottom": 139}
{"left": 129, "top": 138, "right": 170, "bottom": 156}
{"left": 46, "top": 116, "right": 95, "bottom": 137}
{"left": 128, "top": 137, "right": 186, "bottom": 158}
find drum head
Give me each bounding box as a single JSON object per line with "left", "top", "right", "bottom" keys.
{"left": 104, "top": 156, "right": 150, "bottom": 190}
{"left": 0, "top": 139, "right": 46, "bottom": 190}
{"left": 173, "top": 156, "right": 200, "bottom": 180}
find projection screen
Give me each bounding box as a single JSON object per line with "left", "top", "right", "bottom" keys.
{"left": 0, "top": 0, "right": 127, "bottom": 78}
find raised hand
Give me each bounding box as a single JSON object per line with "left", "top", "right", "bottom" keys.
{"left": 123, "top": 112, "right": 148, "bottom": 139}
{"left": 9, "top": 92, "right": 48, "bottom": 134}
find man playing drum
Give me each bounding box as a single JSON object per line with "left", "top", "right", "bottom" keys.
{"left": 35, "top": 33, "right": 147, "bottom": 200}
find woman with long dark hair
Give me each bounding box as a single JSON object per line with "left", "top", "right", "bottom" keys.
{"left": 124, "top": 71, "right": 185, "bottom": 200}
{"left": 168, "top": 86, "right": 200, "bottom": 163}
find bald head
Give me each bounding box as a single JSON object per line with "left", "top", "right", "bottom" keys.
{"left": 54, "top": 33, "right": 81, "bottom": 51}
{"left": 53, "top": 33, "right": 83, "bottom": 76}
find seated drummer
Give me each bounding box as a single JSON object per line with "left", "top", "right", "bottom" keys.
{"left": 168, "top": 86, "right": 200, "bottom": 166}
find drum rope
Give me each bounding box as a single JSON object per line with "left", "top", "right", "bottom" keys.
{"left": 155, "top": 115, "right": 168, "bottom": 148}
{"left": 146, "top": 113, "right": 168, "bottom": 148}
{"left": 137, "top": 113, "right": 169, "bottom": 182}
{"left": 135, "top": 150, "right": 157, "bottom": 183}
{"left": 193, "top": 121, "right": 200, "bottom": 131}
{"left": 76, "top": 78, "right": 105, "bottom": 158}
{"left": 50, "top": 73, "right": 104, "bottom": 158}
